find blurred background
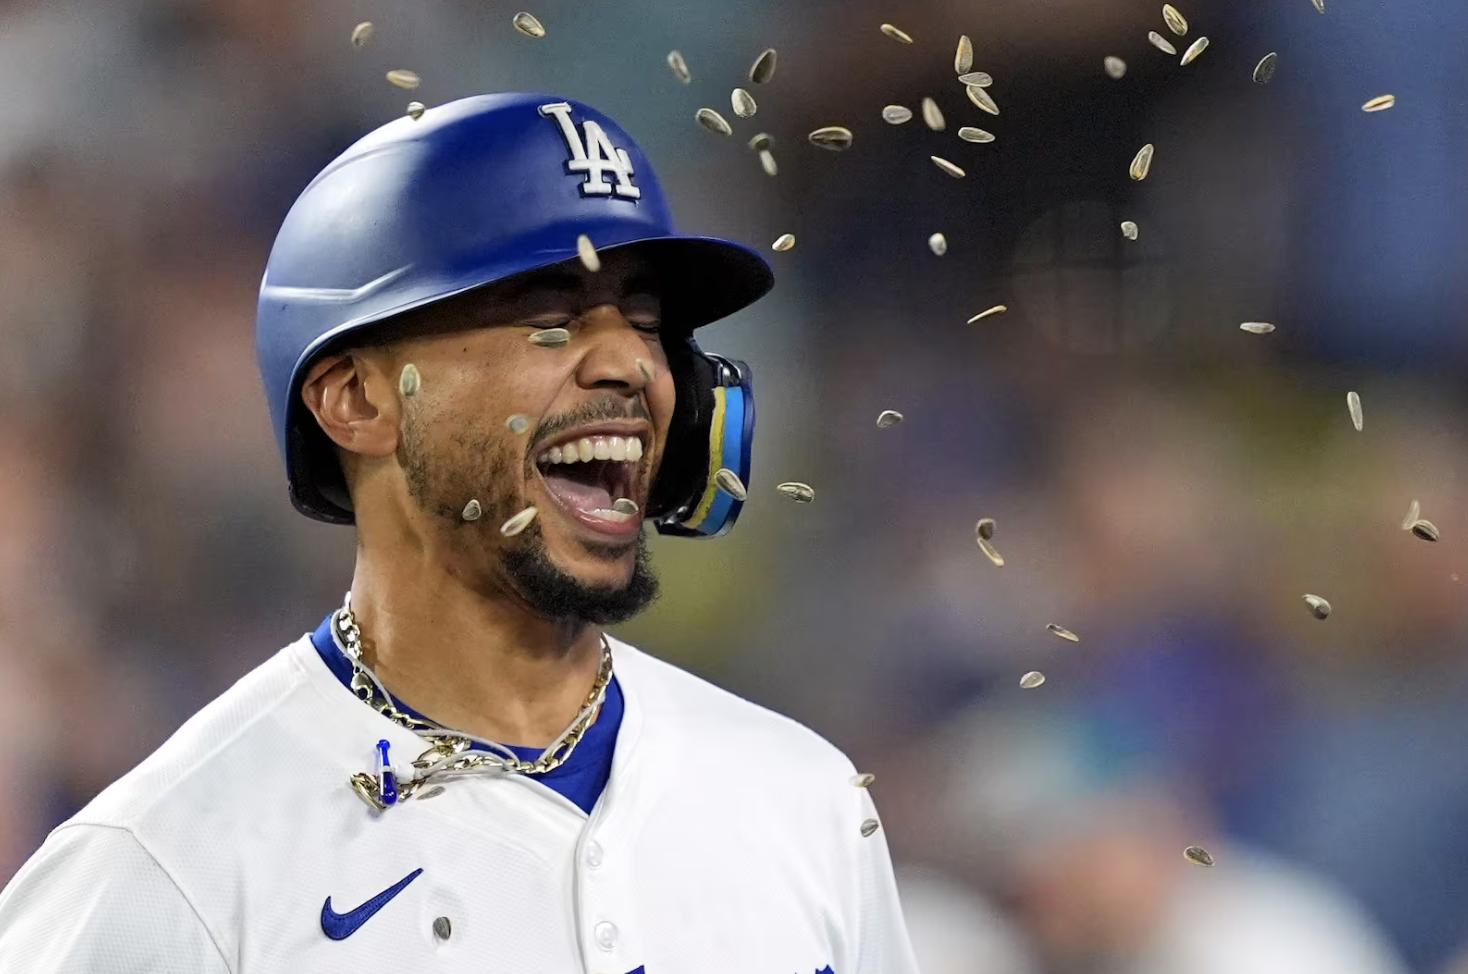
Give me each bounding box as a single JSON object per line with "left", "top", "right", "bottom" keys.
{"left": 3, "top": 0, "right": 1467, "bottom": 971}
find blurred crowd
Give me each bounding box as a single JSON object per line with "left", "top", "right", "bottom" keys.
{"left": 2, "top": 0, "right": 1467, "bottom": 971}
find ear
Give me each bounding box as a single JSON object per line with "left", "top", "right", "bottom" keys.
{"left": 298, "top": 351, "right": 401, "bottom": 461}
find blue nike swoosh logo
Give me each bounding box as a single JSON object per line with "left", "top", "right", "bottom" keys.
{"left": 320, "top": 867, "right": 424, "bottom": 940}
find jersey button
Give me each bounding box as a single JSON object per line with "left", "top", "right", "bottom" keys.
{"left": 594, "top": 920, "right": 618, "bottom": 951}
{"left": 585, "top": 841, "right": 604, "bottom": 868}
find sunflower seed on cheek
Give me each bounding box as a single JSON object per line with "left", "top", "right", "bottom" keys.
{"left": 462, "top": 499, "right": 483, "bottom": 522}
{"left": 399, "top": 363, "right": 421, "bottom": 397}
{"left": 529, "top": 327, "right": 570, "bottom": 347}
{"left": 500, "top": 506, "right": 539, "bottom": 537}
{"left": 505, "top": 414, "right": 531, "bottom": 435}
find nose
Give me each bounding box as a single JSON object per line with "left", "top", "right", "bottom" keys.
{"left": 573, "top": 305, "right": 651, "bottom": 393}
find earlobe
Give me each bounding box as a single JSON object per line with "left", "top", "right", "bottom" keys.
{"left": 300, "top": 353, "right": 400, "bottom": 459}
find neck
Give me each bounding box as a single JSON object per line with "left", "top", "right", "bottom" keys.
{"left": 344, "top": 549, "right": 606, "bottom": 749}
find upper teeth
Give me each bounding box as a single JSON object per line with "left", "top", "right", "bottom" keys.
{"left": 538, "top": 435, "right": 644, "bottom": 465}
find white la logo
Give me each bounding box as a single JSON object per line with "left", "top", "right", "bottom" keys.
{"left": 538, "top": 102, "right": 642, "bottom": 200}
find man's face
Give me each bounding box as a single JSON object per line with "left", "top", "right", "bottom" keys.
{"left": 381, "top": 251, "right": 675, "bottom": 623}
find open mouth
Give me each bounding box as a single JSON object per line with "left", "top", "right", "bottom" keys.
{"left": 533, "top": 432, "right": 646, "bottom": 539}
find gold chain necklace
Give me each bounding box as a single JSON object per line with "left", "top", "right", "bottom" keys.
{"left": 333, "top": 593, "right": 613, "bottom": 810}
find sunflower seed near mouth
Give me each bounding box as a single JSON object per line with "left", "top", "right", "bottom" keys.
{"left": 529, "top": 327, "right": 570, "bottom": 347}
{"left": 500, "top": 506, "right": 539, "bottom": 537}
{"left": 714, "top": 467, "right": 748, "bottom": 501}
{"left": 749, "top": 48, "right": 777, "bottom": 84}
{"left": 611, "top": 497, "right": 640, "bottom": 516}
{"left": 696, "top": 108, "right": 733, "bottom": 136}
{"left": 1148, "top": 31, "right": 1178, "bottom": 56}
{"left": 505, "top": 414, "right": 531, "bottom": 435}
{"left": 777, "top": 481, "right": 816, "bottom": 503}
{"left": 1303, "top": 593, "right": 1331, "bottom": 620}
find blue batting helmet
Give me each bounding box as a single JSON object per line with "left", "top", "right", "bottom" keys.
{"left": 255, "top": 92, "right": 772, "bottom": 535}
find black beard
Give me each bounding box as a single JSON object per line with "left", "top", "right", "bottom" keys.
{"left": 502, "top": 523, "right": 660, "bottom": 625}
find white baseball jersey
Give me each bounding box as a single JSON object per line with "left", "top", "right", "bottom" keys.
{"left": 0, "top": 629, "right": 919, "bottom": 974}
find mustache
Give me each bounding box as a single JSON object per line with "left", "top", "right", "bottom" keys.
{"left": 528, "top": 397, "right": 652, "bottom": 454}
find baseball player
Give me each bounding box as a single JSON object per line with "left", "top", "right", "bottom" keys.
{"left": 0, "top": 92, "right": 920, "bottom": 973}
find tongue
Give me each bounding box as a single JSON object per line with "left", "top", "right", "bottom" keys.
{"left": 542, "top": 470, "right": 614, "bottom": 513}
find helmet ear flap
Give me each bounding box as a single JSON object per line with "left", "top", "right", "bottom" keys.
{"left": 647, "top": 336, "right": 713, "bottom": 522}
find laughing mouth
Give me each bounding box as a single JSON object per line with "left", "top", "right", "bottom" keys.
{"left": 533, "top": 432, "right": 646, "bottom": 525}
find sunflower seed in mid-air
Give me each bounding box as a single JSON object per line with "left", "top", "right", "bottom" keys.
{"left": 955, "top": 34, "right": 974, "bottom": 74}
{"left": 921, "top": 96, "right": 945, "bottom": 131}
{"left": 860, "top": 818, "right": 881, "bottom": 837}
{"left": 1346, "top": 390, "right": 1363, "bottom": 431}
{"left": 759, "top": 149, "right": 778, "bottom": 176}
{"left": 928, "top": 232, "right": 948, "bottom": 255}
{"left": 1180, "top": 36, "right": 1210, "bottom": 66}
{"left": 931, "top": 155, "right": 965, "bottom": 178}
{"left": 1311, "top": 0, "right": 1325, "bottom": 12}
{"left": 1129, "top": 143, "right": 1155, "bottom": 181}
{"left": 876, "top": 409, "right": 904, "bottom": 429}
{"left": 612, "top": 497, "right": 640, "bottom": 516}
{"left": 696, "top": 108, "right": 733, "bottom": 136}
{"left": 1402, "top": 499, "right": 1422, "bottom": 531}
{"left": 500, "top": 506, "right": 539, "bottom": 537}
{"left": 772, "top": 233, "right": 796, "bottom": 252}
{"left": 350, "top": 21, "right": 375, "bottom": 49}
{"left": 852, "top": 772, "right": 876, "bottom": 788}
{"left": 808, "top": 126, "right": 854, "bottom": 151}
{"left": 1303, "top": 593, "right": 1331, "bottom": 620}
{"left": 978, "top": 536, "right": 1005, "bottom": 566}
{"left": 1148, "top": 31, "right": 1178, "bottom": 56}
{"left": 1184, "top": 845, "right": 1216, "bottom": 867}
{"left": 406, "top": 101, "right": 426, "bottom": 120}
{"left": 529, "top": 327, "right": 570, "bottom": 348}
{"left": 512, "top": 11, "right": 546, "bottom": 38}
{"left": 965, "top": 85, "right": 1000, "bottom": 115}
{"left": 667, "top": 50, "right": 692, "bottom": 84}
{"left": 1240, "top": 322, "right": 1276, "bottom": 335}
{"left": 957, "top": 71, "right": 993, "bottom": 88}
{"left": 1046, "top": 623, "right": 1080, "bottom": 643}
{"left": 1020, "top": 671, "right": 1047, "bottom": 689}
{"left": 1162, "top": 4, "right": 1189, "bottom": 36}
{"left": 386, "top": 69, "right": 421, "bottom": 90}
{"left": 958, "top": 126, "right": 995, "bottom": 143}
{"left": 776, "top": 481, "right": 816, "bottom": 503}
{"left": 975, "top": 518, "right": 996, "bottom": 541}
{"left": 1105, "top": 56, "right": 1128, "bottom": 79}
{"left": 505, "top": 414, "right": 531, "bottom": 435}
{"left": 967, "top": 304, "right": 1008, "bottom": 323}
{"left": 880, "top": 23, "right": 914, "bottom": 44}
{"left": 399, "top": 363, "right": 421, "bottom": 397}
{"left": 576, "top": 234, "right": 600, "bottom": 272}
{"left": 1410, "top": 519, "right": 1441, "bottom": 543}
{"left": 1253, "top": 52, "right": 1279, "bottom": 84}
{"left": 1121, "top": 220, "right": 1139, "bottom": 240}
{"left": 731, "top": 87, "right": 757, "bottom": 118}
{"left": 882, "top": 104, "right": 914, "bottom": 124}
{"left": 714, "top": 467, "right": 748, "bottom": 501}
{"left": 462, "top": 499, "right": 482, "bottom": 522}
{"left": 749, "top": 47, "right": 777, "bottom": 84}
{"left": 1362, "top": 94, "right": 1396, "bottom": 113}
{"left": 748, "top": 132, "right": 773, "bottom": 152}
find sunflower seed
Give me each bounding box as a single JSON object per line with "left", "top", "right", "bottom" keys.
{"left": 1121, "top": 220, "right": 1139, "bottom": 240}
{"left": 1129, "top": 143, "right": 1155, "bottom": 181}
{"left": 731, "top": 87, "right": 757, "bottom": 118}
{"left": 852, "top": 772, "right": 876, "bottom": 788}
{"left": 1402, "top": 500, "right": 1421, "bottom": 531}
{"left": 1104, "top": 56, "right": 1128, "bottom": 79}
{"left": 1046, "top": 623, "right": 1080, "bottom": 642}
{"left": 921, "top": 96, "right": 945, "bottom": 131}
{"left": 505, "top": 414, "right": 531, "bottom": 435}
{"left": 882, "top": 104, "right": 914, "bottom": 124}
{"left": 965, "top": 84, "right": 1000, "bottom": 115}
{"left": 432, "top": 916, "right": 452, "bottom": 940}
{"left": 928, "top": 232, "right": 948, "bottom": 255}
{"left": 772, "top": 233, "right": 796, "bottom": 252}
{"left": 667, "top": 50, "right": 692, "bottom": 84}
{"left": 500, "top": 506, "right": 539, "bottom": 537}
{"left": 1184, "top": 845, "right": 1215, "bottom": 867}
{"left": 1020, "top": 671, "right": 1047, "bottom": 689}
{"left": 1362, "top": 94, "right": 1396, "bottom": 113}
{"left": 1253, "top": 52, "right": 1279, "bottom": 84}
{"left": 958, "top": 126, "right": 996, "bottom": 143}
{"left": 776, "top": 481, "right": 816, "bottom": 503}
{"left": 860, "top": 818, "right": 881, "bottom": 837}
{"left": 1148, "top": 31, "right": 1178, "bottom": 56}
{"left": 1311, "top": 0, "right": 1325, "bottom": 12}
{"left": 1303, "top": 593, "right": 1331, "bottom": 620}
{"left": 759, "top": 149, "right": 778, "bottom": 176}
{"left": 696, "top": 107, "right": 733, "bottom": 136}
{"left": 350, "top": 21, "right": 375, "bottom": 49}
{"left": 462, "top": 499, "right": 483, "bottom": 522}
{"left": 1240, "top": 322, "right": 1276, "bottom": 334}
{"left": 1162, "top": 4, "right": 1189, "bottom": 36}
{"left": 808, "top": 126, "right": 854, "bottom": 151}
{"left": 1410, "top": 519, "right": 1441, "bottom": 543}
{"left": 576, "top": 233, "right": 601, "bottom": 272}
{"left": 975, "top": 518, "right": 996, "bottom": 541}
{"left": 978, "top": 536, "right": 1005, "bottom": 566}
{"left": 612, "top": 497, "right": 640, "bottom": 516}
{"left": 529, "top": 327, "right": 570, "bottom": 347}
{"left": 636, "top": 358, "right": 655, "bottom": 383}
{"left": 511, "top": 12, "right": 546, "bottom": 38}
{"left": 967, "top": 304, "right": 1008, "bottom": 324}
{"left": 880, "top": 23, "right": 913, "bottom": 44}
{"left": 1346, "top": 390, "right": 1363, "bottom": 431}
{"left": 714, "top": 467, "right": 747, "bottom": 501}
{"left": 749, "top": 48, "right": 777, "bottom": 84}
{"left": 386, "top": 69, "right": 421, "bottom": 90}
{"left": 931, "top": 155, "right": 965, "bottom": 178}
{"left": 1180, "top": 36, "right": 1209, "bottom": 66}
{"left": 957, "top": 71, "right": 993, "bottom": 88}
{"left": 748, "top": 132, "right": 773, "bottom": 152}
{"left": 406, "top": 101, "right": 426, "bottom": 120}
{"left": 955, "top": 34, "right": 974, "bottom": 74}
{"left": 876, "top": 409, "right": 904, "bottom": 429}
{"left": 399, "top": 363, "right": 421, "bottom": 397}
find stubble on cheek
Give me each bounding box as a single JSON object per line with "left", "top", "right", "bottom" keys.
{"left": 397, "top": 403, "right": 522, "bottom": 526}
